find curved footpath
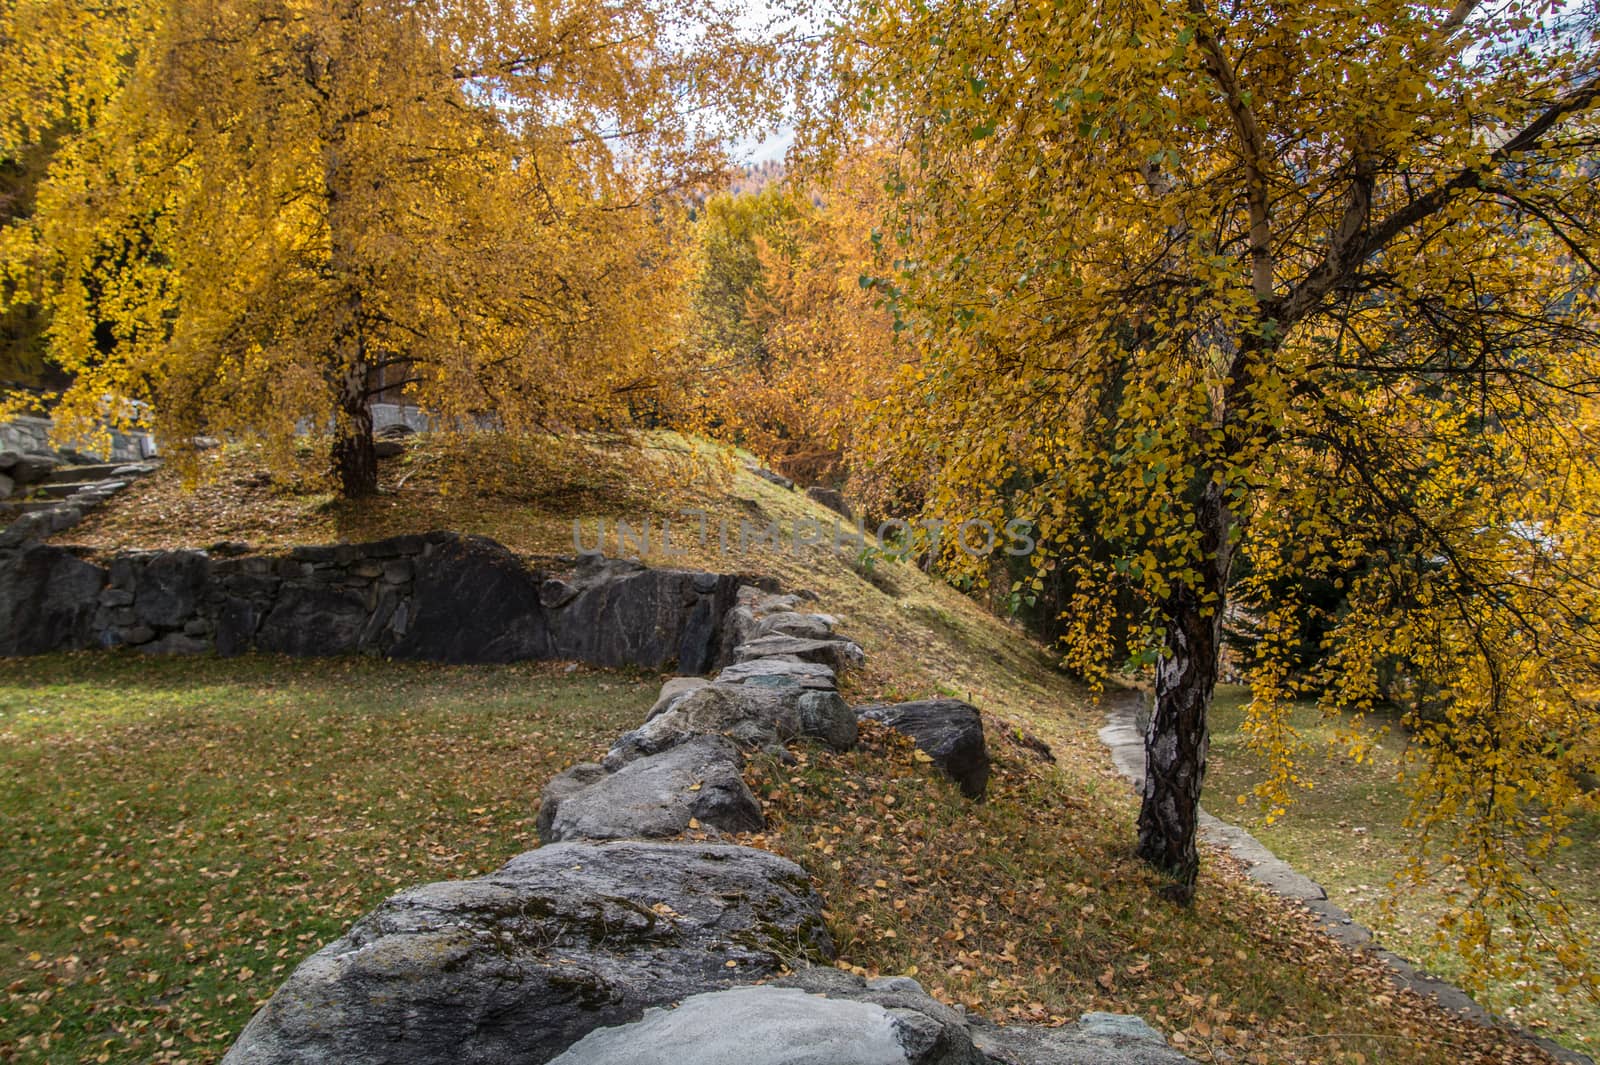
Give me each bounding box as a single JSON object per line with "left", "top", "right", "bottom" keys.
{"left": 1099, "top": 694, "right": 1591, "bottom": 1065}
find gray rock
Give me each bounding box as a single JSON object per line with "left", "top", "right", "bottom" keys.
{"left": 754, "top": 611, "right": 836, "bottom": 640}
{"left": 0, "top": 511, "right": 53, "bottom": 548}
{"left": 4, "top": 534, "right": 753, "bottom": 673}
{"left": 373, "top": 440, "right": 405, "bottom": 459}
{"left": 735, "top": 634, "right": 866, "bottom": 671}
{"left": 549, "top": 984, "right": 977, "bottom": 1065}
{"left": 221, "top": 841, "right": 834, "bottom": 1065}
{"left": 0, "top": 544, "right": 107, "bottom": 654}
{"left": 389, "top": 534, "right": 551, "bottom": 662}
{"left": 547, "top": 554, "right": 740, "bottom": 674}
{"left": 858, "top": 700, "right": 990, "bottom": 800}
{"left": 214, "top": 596, "right": 264, "bottom": 657}
{"left": 0, "top": 450, "right": 19, "bottom": 473}
{"left": 718, "top": 604, "right": 761, "bottom": 665}
{"left": 385, "top": 542, "right": 745, "bottom": 670}
{"left": 609, "top": 683, "right": 856, "bottom": 768}
{"left": 536, "top": 762, "right": 611, "bottom": 832}
{"left": 970, "top": 1012, "right": 1195, "bottom": 1064}
{"left": 46, "top": 504, "right": 83, "bottom": 532}
{"left": 805, "top": 485, "right": 853, "bottom": 520}
{"left": 646, "top": 676, "right": 710, "bottom": 720}
{"left": 120, "top": 624, "right": 157, "bottom": 645}
{"left": 737, "top": 587, "right": 803, "bottom": 615}
{"left": 538, "top": 735, "right": 763, "bottom": 843}
{"left": 796, "top": 689, "right": 860, "bottom": 751}
{"left": 716, "top": 656, "right": 837, "bottom": 690}
{"left": 778, "top": 967, "right": 983, "bottom": 1065}
{"left": 0, "top": 472, "right": 12, "bottom": 499}
{"left": 255, "top": 584, "right": 368, "bottom": 656}
{"left": 610, "top": 685, "right": 781, "bottom": 764}
{"left": 7, "top": 452, "right": 59, "bottom": 486}
{"left": 133, "top": 551, "right": 211, "bottom": 628}
{"left": 746, "top": 464, "right": 795, "bottom": 490}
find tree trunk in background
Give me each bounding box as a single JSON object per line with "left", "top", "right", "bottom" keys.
{"left": 1136, "top": 478, "right": 1231, "bottom": 903}
{"left": 333, "top": 369, "right": 377, "bottom": 497}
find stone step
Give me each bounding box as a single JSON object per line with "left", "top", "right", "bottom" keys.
{"left": 41, "top": 463, "right": 123, "bottom": 484}
{"left": 33, "top": 481, "right": 99, "bottom": 500}
{"left": 1, "top": 499, "right": 63, "bottom": 515}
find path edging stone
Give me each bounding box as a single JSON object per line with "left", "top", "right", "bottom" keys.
{"left": 1099, "top": 692, "right": 1591, "bottom": 1065}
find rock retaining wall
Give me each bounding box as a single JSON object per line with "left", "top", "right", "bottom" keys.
{"left": 223, "top": 580, "right": 1193, "bottom": 1065}
{"left": 0, "top": 415, "right": 157, "bottom": 462}
{"left": 0, "top": 533, "right": 749, "bottom": 669}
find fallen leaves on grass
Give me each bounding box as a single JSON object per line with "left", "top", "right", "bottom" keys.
{"left": 740, "top": 721, "right": 1568, "bottom": 1065}
{"left": 0, "top": 656, "right": 652, "bottom": 1064}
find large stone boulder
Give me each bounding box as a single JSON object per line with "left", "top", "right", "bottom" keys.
{"left": 754, "top": 610, "right": 837, "bottom": 641}
{"left": 0, "top": 543, "right": 106, "bottom": 655}
{"left": 716, "top": 656, "right": 838, "bottom": 690}
{"left": 547, "top": 968, "right": 1196, "bottom": 1065}
{"left": 857, "top": 700, "right": 990, "bottom": 800}
{"left": 607, "top": 683, "right": 857, "bottom": 768}
{"left": 734, "top": 633, "right": 866, "bottom": 671}
{"left": 125, "top": 551, "right": 211, "bottom": 628}
{"left": 389, "top": 534, "right": 551, "bottom": 663}
{"left": 718, "top": 604, "right": 761, "bottom": 663}
{"left": 717, "top": 587, "right": 807, "bottom": 665}
{"left": 537, "top": 735, "right": 763, "bottom": 843}
{"left": 548, "top": 984, "right": 979, "bottom": 1065}
{"left": 545, "top": 554, "right": 741, "bottom": 674}
{"left": 254, "top": 583, "right": 371, "bottom": 657}
{"left": 646, "top": 676, "right": 710, "bottom": 720}
{"left": 5, "top": 451, "right": 59, "bottom": 487}
{"left": 222, "top": 841, "right": 834, "bottom": 1065}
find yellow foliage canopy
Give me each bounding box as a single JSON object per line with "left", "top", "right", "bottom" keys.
{"left": 818, "top": 0, "right": 1600, "bottom": 981}
{"left": 687, "top": 149, "right": 906, "bottom": 487}
{"left": 0, "top": 0, "right": 775, "bottom": 493}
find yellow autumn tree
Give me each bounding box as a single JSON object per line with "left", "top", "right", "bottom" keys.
{"left": 819, "top": 0, "right": 1600, "bottom": 989}
{"left": 1, "top": 0, "right": 774, "bottom": 494}
{"left": 689, "top": 148, "right": 905, "bottom": 486}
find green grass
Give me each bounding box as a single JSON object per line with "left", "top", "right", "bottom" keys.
{"left": 14, "top": 441, "right": 1588, "bottom": 1065}
{"left": 1206, "top": 685, "right": 1600, "bottom": 1055}
{"left": 0, "top": 654, "right": 655, "bottom": 1064}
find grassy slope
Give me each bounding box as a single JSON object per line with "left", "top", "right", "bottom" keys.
{"left": 1206, "top": 687, "right": 1600, "bottom": 1055}
{"left": 0, "top": 435, "right": 1574, "bottom": 1064}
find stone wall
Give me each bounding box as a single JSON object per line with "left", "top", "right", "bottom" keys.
{"left": 221, "top": 579, "right": 1192, "bottom": 1065}
{"left": 0, "top": 415, "right": 157, "bottom": 462}
{"left": 0, "top": 532, "right": 749, "bottom": 670}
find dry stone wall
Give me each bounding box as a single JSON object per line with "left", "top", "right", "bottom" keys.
{"left": 222, "top": 578, "right": 1195, "bottom": 1065}
{"left": 0, "top": 533, "right": 750, "bottom": 669}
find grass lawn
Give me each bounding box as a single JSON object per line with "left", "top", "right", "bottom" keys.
{"left": 0, "top": 655, "right": 655, "bottom": 1063}
{"left": 1206, "top": 686, "right": 1600, "bottom": 1055}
